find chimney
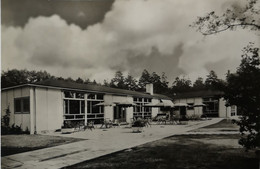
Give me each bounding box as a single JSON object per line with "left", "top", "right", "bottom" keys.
{"left": 146, "top": 84, "right": 154, "bottom": 95}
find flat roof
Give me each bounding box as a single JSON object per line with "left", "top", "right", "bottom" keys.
{"left": 2, "top": 79, "right": 172, "bottom": 100}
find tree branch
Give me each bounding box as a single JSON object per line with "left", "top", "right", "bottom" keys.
{"left": 200, "top": 23, "right": 260, "bottom": 35}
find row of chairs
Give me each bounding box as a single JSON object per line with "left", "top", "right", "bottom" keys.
{"left": 74, "top": 121, "right": 95, "bottom": 131}
{"left": 100, "top": 119, "right": 122, "bottom": 129}
{"left": 73, "top": 117, "right": 153, "bottom": 132}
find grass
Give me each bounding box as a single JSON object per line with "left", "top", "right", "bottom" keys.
{"left": 1, "top": 135, "right": 84, "bottom": 156}
{"left": 65, "top": 134, "right": 258, "bottom": 169}
{"left": 202, "top": 119, "right": 239, "bottom": 129}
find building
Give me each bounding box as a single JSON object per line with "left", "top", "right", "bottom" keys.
{"left": 1, "top": 80, "right": 172, "bottom": 134}
{"left": 173, "top": 90, "right": 240, "bottom": 118}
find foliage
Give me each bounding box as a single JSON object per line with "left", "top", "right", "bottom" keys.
{"left": 205, "top": 70, "right": 218, "bottom": 88}
{"left": 138, "top": 69, "right": 151, "bottom": 89}
{"left": 132, "top": 119, "right": 146, "bottom": 127}
{"left": 224, "top": 43, "right": 260, "bottom": 149}
{"left": 191, "top": 0, "right": 260, "bottom": 35}
{"left": 1, "top": 69, "right": 55, "bottom": 88}
{"left": 192, "top": 0, "right": 259, "bottom": 150}
{"left": 62, "top": 121, "right": 74, "bottom": 129}
{"left": 1, "top": 106, "right": 29, "bottom": 135}
{"left": 2, "top": 105, "right": 11, "bottom": 127}
{"left": 171, "top": 76, "right": 192, "bottom": 93}
{"left": 125, "top": 74, "right": 139, "bottom": 91}
{"left": 187, "top": 114, "right": 201, "bottom": 121}
{"left": 75, "top": 77, "right": 84, "bottom": 83}
{"left": 205, "top": 70, "right": 226, "bottom": 90}
{"left": 110, "top": 71, "right": 126, "bottom": 89}
{"left": 1, "top": 69, "right": 101, "bottom": 88}
{"left": 193, "top": 77, "right": 205, "bottom": 90}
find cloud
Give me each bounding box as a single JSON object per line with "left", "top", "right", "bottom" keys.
{"left": 2, "top": 0, "right": 114, "bottom": 28}
{"left": 2, "top": 0, "right": 259, "bottom": 83}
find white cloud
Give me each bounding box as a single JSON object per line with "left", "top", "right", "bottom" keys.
{"left": 2, "top": 0, "right": 259, "bottom": 83}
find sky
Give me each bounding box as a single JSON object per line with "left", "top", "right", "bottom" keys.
{"left": 1, "top": 0, "right": 259, "bottom": 84}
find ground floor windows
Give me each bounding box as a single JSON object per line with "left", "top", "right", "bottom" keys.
{"left": 64, "top": 100, "right": 85, "bottom": 120}
{"left": 87, "top": 101, "right": 104, "bottom": 123}
{"left": 203, "top": 97, "right": 219, "bottom": 117}
{"left": 63, "top": 91, "right": 104, "bottom": 123}
{"left": 133, "top": 97, "right": 152, "bottom": 119}
{"left": 14, "top": 97, "right": 30, "bottom": 114}
{"left": 231, "top": 105, "right": 236, "bottom": 116}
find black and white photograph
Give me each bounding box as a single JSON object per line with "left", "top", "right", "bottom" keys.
{"left": 1, "top": 0, "right": 260, "bottom": 168}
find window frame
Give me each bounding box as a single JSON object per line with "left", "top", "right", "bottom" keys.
{"left": 14, "top": 97, "right": 30, "bottom": 114}
{"left": 133, "top": 97, "right": 152, "bottom": 118}
{"left": 187, "top": 103, "right": 194, "bottom": 110}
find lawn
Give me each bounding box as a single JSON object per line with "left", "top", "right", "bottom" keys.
{"left": 1, "top": 135, "right": 84, "bottom": 156}
{"left": 202, "top": 119, "right": 239, "bottom": 129}
{"left": 64, "top": 134, "right": 258, "bottom": 169}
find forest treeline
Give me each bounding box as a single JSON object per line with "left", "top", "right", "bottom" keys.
{"left": 1, "top": 69, "right": 224, "bottom": 97}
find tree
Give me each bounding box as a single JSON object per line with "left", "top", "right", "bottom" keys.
{"left": 138, "top": 70, "right": 170, "bottom": 94}
{"left": 75, "top": 77, "right": 84, "bottom": 84}
{"left": 1, "top": 69, "right": 54, "bottom": 88}
{"left": 205, "top": 70, "right": 219, "bottom": 89}
{"left": 65, "top": 77, "right": 75, "bottom": 82}
{"left": 125, "top": 74, "right": 138, "bottom": 91}
{"left": 191, "top": 0, "right": 260, "bottom": 35}
{"left": 138, "top": 69, "right": 152, "bottom": 89}
{"left": 110, "top": 71, "right": 126, "bottom": 89}
{"left": 84, "top": 78, "right": 91, "bottom": 84}
{"left": 160, "top": 72, "right": 170, "bottom": 94}
{"left": 224, "top": 43, "right": 260, "bottom": 149}
{"left": 103, "top": 80, "right": 110, "bottom": 87}
{"left": 192, "top": 0, "right": 260, "bottom": 150}
{"left": 171, "top": 76, "right": 192, "bottom": 93}
{"left": 193, "top": 77, "right": 205, "bottom": 90}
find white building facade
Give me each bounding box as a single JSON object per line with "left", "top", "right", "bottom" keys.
{"left": 173, "top": 90, "right": 240, "bottom": 119}
{"left": 1, "top": 80, "right": 172, "bottom": 134}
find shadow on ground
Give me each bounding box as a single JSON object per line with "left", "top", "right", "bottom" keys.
{"left": 64, "top": 134, "right": 258, "bottom": 169}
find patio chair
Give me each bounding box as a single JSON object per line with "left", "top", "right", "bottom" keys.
{"left": 157, "top": 116, "right": 167, "bottom": 125}
{"left": 112, "top": 119, "right": 120, "bottom": 127}
{"left": 144, "top": 118, "right": 152, "bottom": 127}
{"left": 74, "top": 121, "right": 85, "bottom": 131}
{"left": 100, "top": 118, "right": 113, "bottom": 128}
{"left": 84, "top": 121, "right": 95, "bottom": 131}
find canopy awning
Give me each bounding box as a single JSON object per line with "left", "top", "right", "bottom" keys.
{"left": 143, "top": 99, "right": 174, "bottom": 107}
{"left": 161, "top": 99, "right": 174, "bottom": 107}
{"left": 94, "top": 102, "right": 115, "bottom": 107}
{"left": 114, "top": 101, "right": 137, "bottom": 107}
{"left": 193, "top": 103, "right": 206, "bottom": 107}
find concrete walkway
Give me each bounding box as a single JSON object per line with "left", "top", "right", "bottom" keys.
{"left": 2, "top": 118, "right": 225, "bottom": 169}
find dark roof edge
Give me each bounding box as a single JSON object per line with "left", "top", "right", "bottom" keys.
{"left": 2, "top": 83, "right": 172, "bottom": 100}
{"left": 1, "top": 84, "right": 31, "bottom": 91}
{"left": 173, "top": 90, "right": 224, "bottom": 99}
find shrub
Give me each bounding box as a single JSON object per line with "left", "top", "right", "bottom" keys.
{"left": 62, "top": 121, "right": 74, "bottom": 128}
{"left": 1, "top": 106, "right": 29, "bottom": 135}
{"left": 132, "top": 119, "right": 146, "bottom": 127}
{"left": 1, "top": 106, "right": 11, "bottom": 127}
{"left": 187, "top": 114, "right": 201, "bottom": 121}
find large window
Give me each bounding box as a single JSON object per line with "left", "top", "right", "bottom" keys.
{"left": 14, "top": 97, "right": 30, "bottom": 114}
{"left": 63, "top": 91, "right": 85, "bottom": 120}
{"left": 133, "top": 97, "right": 152, "bottom": 119}
{"left": 203, "top": 97, "right": 219, "bottom": 117}
{"left": 87, "top": 93, "right": 104, "bottom": 123}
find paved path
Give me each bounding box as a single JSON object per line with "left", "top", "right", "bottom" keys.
{"left": 2, "top": 118, "right": 226, "bottom": 169}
